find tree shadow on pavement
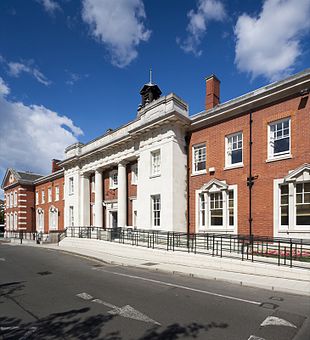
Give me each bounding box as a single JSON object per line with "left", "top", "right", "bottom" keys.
{"left": 138, "top": 321, "right": 228, "bottom": 340}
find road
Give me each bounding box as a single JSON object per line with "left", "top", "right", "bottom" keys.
{"left": 0, "top": 243, "right": 309, "bottom": 340}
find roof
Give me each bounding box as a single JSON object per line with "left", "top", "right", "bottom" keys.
{"left": 1, "top": 168, "right": 43, "bottom": 189}
{"left": 33, "top": 169, "right": 64, "bottom": 185}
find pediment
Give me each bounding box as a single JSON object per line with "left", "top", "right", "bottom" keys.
{"left": 200, "top": 178, "right": 228, "bottom": 192}
{"left": 284, "top": 163, "right": 310, "bottom": 183}
{"left": 1, "top": 169, "right": 19, "bottom": 189}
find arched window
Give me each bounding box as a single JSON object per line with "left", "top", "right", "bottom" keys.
{"left": 49, "top": 206, "right": 58, "bottom": 230}
{"left": 14, "top": 212, "right": 18, "bottom": 230}
{"left": 37, "top": 208, "right": 44, "bottom": 232}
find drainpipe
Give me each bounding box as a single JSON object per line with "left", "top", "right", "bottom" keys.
{"left": 185, "top": 134, "right": 190, "bottom": 248}
{"left": 247, "top": 112, "right": 257, "bottom": 243}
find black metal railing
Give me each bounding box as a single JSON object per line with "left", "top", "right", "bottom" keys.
{"left": 4, "top": 230, "right": 66, "bottom": 244}
{"left": 65, "top": 227, "right": 310, "bottom": 269}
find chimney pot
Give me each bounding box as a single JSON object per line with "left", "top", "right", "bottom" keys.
{"left": 205, "top": 74, "right": 220, "bottom": 110}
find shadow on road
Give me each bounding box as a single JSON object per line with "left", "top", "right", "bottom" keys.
{"left": 0, "top": 281, "right": 228, "bottom": 339}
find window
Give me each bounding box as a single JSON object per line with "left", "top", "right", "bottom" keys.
{"left": 55, "top": 186, "right": 60, "bottom": 201}
{"left": 6, "top": 194, "right": 9, "bottom": 208}
{"left": 41, "top": 190, "right": 45, "bottom": 204}
{"left": 14, "top": 212, "right": 17, "bottom": 230}
{"left": 10, "top": 193, "right": 13, "bottom": 208}
{"left": 210, "top": 192, "right": 223, "bottom": 226}
{"left": 193, "top": 144, "right": 206, "bottom": 173}
{"left": 200, "top": 194, "right": 206, "bottom": 227}
{"left": 69, "top": 206, "right": 74, "bottom": 226}
{"left": 91, "top": 176, "right": 95, "bottom": 193}
{"left": 37, "top": 209, "right": 44, "bottom": 232}
{"left": 69, "top": 177, "right": 74, "bottom": 195}
{"left": 280, "top": 184, "right": 289, "bottom": 226}
{"left": 36, "top": 191, "right": 39, "bottom": 205}
{"left": 197, "top": 182, "right": 237, "bottom": 231}
{"left": 268, "top": 118, "right": 290, "bottom": 159}
{"left": 110, "top": 170, "right": 118, "bottom": 189}
{"left": 49, "top": 207, "right": 58, "bottom": 230}
{"left": 296, "top": 183, "right": 310, "bottom": 225}
{"left": 226, "top": 132, "right": 243, "bottom": 167}
{"left": 48, "top": 187, "right": 52, "bottom": 202}
{"left": 274, "top": 169, "right": 310, "bottom": 235}
{"left": 14, "top": 191, "right": 17, "bottom": 207}
{"left": 151, "top": 195, "right": 161, "bottom": 227}
{"left": 151, "top": 150, "right": 161, "bottom": 176}
{"left": 131, "top": 163, "right": 138, "bottom": 184}
{"left": 228, "top": 191, "right": 234, "bottom": 226}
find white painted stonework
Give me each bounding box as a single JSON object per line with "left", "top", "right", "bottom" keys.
{"left": 62, "top": 94, "right": 190, "bottom": 231}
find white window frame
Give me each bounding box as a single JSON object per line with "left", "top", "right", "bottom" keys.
{"left": 36, "top": 191, "right": 39, "bottom": 205}
{"left": 131, "top": 163, "right": 138, "bottom": 185}
{"left": 151, "top": 150, "right": 161, "bottom": 177}
{"left": 274, "top": 178, "right": 310, "bottom": 236}
{"left": 37, "top": 208, "right": 44, "bottom": 232}
{"left": 69, "top": 206, "right": 74, "bottom": 226}
{"left": 41, "top": 190, "right": 45, "bottom": 204}
{"left": 55, "top": 186, "right": 60, "bottom": 201}
{"left": 192, "top": 143, "right": 206, "bottom": 174}
{"left": 10, "top": 192, "right": 13, "bottom": 208}
{"left": 109, "top": 170, "right": 118, "bottom": 189}
{"left": 13, "top": 191, "right": 17, "bottom": 207}
{"left": 268, "top": 118, "right": 291, "bottom": 160}
{"left": 196, "top": 185, "right": 237, "bottom": 233}
{"left": 69, "top": 177, "right": 74, "bottom": 195}
{"left": 49, "top": 206, "right": 58, "bottom": 230}
{"left": 151, "top": 194, "right": 161, "bottom": 228}
{"left": 48, "top": 187, "right": 52, "bottom": 203}
{"left": 91, "top": 176, "right": 95, "bottom": 193}
{"left": 225, "top": 132, "right": 243, "bottom": 168}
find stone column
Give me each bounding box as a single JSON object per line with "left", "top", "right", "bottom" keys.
{"left": 80, "top": 175, "right": 90, "bottom": 226}
{"left": 118, "top": 162, "right": 127, "bottom": 228}
{"left": 94, "top": 170, "right": 103, "bottom": 228}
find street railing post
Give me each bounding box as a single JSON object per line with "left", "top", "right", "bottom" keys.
{"left": 290, "top": 239, "right": 293, "bottom": 268}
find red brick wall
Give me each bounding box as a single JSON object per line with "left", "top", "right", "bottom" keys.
{"left": 35, "top": 176, "right": 65, "bottom": 233}
{"left": 4, "top": 184, "right": 35, "bottom": 232}
{"left": 189, "top": 94, "right": 310, "bottom": 237}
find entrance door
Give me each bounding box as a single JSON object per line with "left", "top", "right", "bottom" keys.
{"left": 111, "top": 211, "right": 118, "bottom": 228}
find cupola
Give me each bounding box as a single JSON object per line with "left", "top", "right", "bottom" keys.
{"left": 138, "top": 68, "right": 162, "bottom": 111}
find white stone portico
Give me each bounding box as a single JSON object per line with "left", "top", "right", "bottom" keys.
{"left": 60, "top": 93, "right": 190, "bottom": 232}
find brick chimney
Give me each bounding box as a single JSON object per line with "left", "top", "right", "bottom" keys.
{"left": 205, "top": 74, "right": 220, "bottom": 110}
{"left": 52, "top": 159, "right": 61, "bottom": 173}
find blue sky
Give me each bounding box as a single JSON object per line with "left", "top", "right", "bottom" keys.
{"left": 0, "top": 0, "right": 310, "bottom": 196}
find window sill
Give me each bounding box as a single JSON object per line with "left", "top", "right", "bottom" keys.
{"left": 198, "top": 228, "right": 235, "bottom": 232}
{"left": 224, "top": 163, "right": 244, "bottom": 171}
{"left": 278, "top": 228, "right": 310, "bottom": 233}
{"left": 109, "top": 187, "right": 118, "bottom": 190}
{"left": 266, "top": 154, "right": 292, "bottom": 163}
{"left": 191, "top": 170, "right": 207, "bottom": 177}
{"left": 150, "top": 174, "right": 161, "bottom": 179}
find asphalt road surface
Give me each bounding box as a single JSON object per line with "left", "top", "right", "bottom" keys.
{"left": 0, "top": 243, "right": 309, "bottom": 340}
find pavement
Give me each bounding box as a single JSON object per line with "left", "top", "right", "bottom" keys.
{"left": 35, "top": 237, "right": 310, "bottom": 297}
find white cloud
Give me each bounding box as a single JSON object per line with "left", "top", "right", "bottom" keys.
{"left": 82, "top": 0, "right": 151, "bottom": 68}
{"left": 0, "top": 79, "right": 83, "bottom": 185}
{"left": 178, "top": 0, "right": 226, "bottom": 56}
{"left": 234, "top": 0, "right": 310, "bottom": 81}
{"left": 8, "top": 61, "right": 51, "bottom": 86}
{"left": 0, "top": 77, "right": 10, "bottom": 96}
{"left": 37, "top": 0, "right": 61, "bottom": 14}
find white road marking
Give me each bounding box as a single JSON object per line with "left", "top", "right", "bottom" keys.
{"left": 76, "top": 292, "right": 93, "bottom": 300}
{"left": 0, "top": 258, "right": 5, "bottom": 261}
{"left": 77, "top": 293, "right": 160, "bottom": 325}
{"left": 260, "top": 316, "right": 297, "bottom": 328}
{"left": 92, "top": 267, "right": 261, "bottom": 306}
{"left": 247, "top": 336, "right": 266, "bottom": 340}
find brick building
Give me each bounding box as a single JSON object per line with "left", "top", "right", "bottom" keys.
{"left": 1, "top": 169, "right": 42, "bottom": 233}
{"left": 34, "top": 160, "right": 65, "bottom": 234}
{"left": 189, "top": 71, "right": 310, "bottom": 238}
{"left": 1, "top": 160, "right": 65, "bottom": 234}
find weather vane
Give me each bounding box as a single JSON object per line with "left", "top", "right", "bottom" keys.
{"left": 149, "top": 67, "right": 152, "bottom": 84}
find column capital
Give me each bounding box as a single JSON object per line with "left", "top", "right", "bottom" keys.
{"left": 118, "top": 160, "right": 128, "bottom": 167}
